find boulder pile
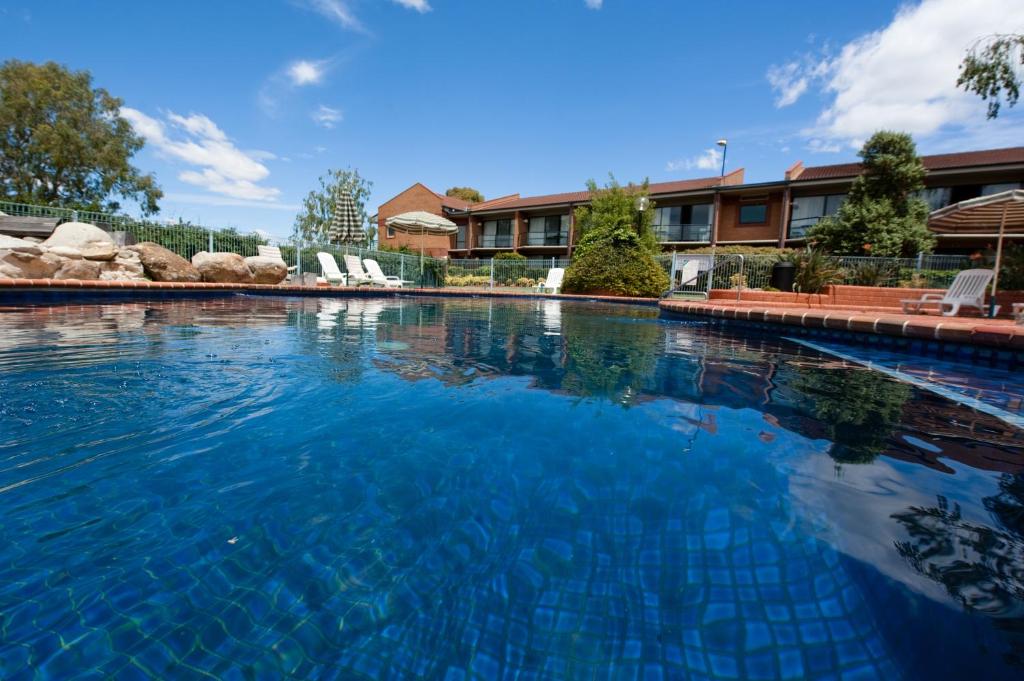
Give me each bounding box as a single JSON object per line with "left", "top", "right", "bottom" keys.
{"left": 0, "top": 223, "right": 288, "bottom": 285}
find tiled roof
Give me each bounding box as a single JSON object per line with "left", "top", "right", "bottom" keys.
{"left": 436, "top": 192, "right": 471, "bottom": 210}
{"left": 468, "top": 175, "right": 725, "bottom": 213}
{"left": 797, "top": 146, "right": 1024, "bottom": 181}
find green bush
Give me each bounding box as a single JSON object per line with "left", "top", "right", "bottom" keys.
{"left": 562, "top": 241, "right": 670, "bottom": 297}
{"left": 999, "top": 243, "right": 1024, "bottom": 290}
{"left": 678, "top": 245, "right": 793, "bottom": 256}
{"left": 781, "top": 249, "right": 843, "bottom": 293}
{"left": 494, "top": 251, "right": 526, "bottom": 261}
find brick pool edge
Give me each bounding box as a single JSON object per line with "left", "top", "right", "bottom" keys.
{"left": 660, "top": 299, "right": 1024, "bottom": 352}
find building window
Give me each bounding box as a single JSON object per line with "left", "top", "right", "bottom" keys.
{"left": 917, "top": 187, "right": 951, "bottom": 212}
{"left": 527, "top": 215, "right": 569, "bottom": 246}
{"left": 739, "top": 204, "right": 768, "bottom": 224}
{"left": 387, "top": 227, "right": 395, "bottom": 238}
{"left": 481, "top": 218, "right": 513, "bottom": 248}
{"left": 456, "top": 225, "right": 467, "bottom": 249}
{"left": 982, "top": 182, "right": 1022, "bottom": 196}
{"left": 652, "top": 204, "right": 713, "bottom": 242}
{"left": 788, "top": 194, "right": 845, "bottom": 238}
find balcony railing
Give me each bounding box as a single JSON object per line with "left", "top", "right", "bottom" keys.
{"left": 525, "top": 232, "right": 569, "bottom": 247}
{"left": 477, "top": 235, "right": 514, "bottom": 248}
{"left": 654, "top": 224, "right": 711, "bottom": 243}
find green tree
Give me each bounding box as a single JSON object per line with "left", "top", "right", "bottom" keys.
{"left": 292, "top": 168, "right": 373, "bottom": 244}
{"left": 958, "top": 34, "right": 1024, "bottom": 118}
{"left": 808, "top": 131, "right": 935, "bottom": 257}
{"left": 445, "top": 186, "right": 484, "bottom": 203}
{"left": 0, "top": 60, "right": 162, "bottom": 214}
{"left": 562, "top": 177, "right": 669, "bottom": 297}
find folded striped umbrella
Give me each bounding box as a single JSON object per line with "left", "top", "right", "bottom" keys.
{"left": 327, "top": 188, "right": 364, "bottom": 245}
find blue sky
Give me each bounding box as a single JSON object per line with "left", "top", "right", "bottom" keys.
{"left": 3, "top": 0, "right": 1023, "bottom": 240}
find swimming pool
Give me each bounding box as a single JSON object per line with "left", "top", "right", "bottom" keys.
{"left": 1, "top": 295, "right": 1022, "bottom": 680}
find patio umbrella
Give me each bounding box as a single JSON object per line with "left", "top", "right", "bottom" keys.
{"left": 327, "top": 187, "right": 364, "bottom": 249}
{"left": 385, "top": 211, "right": 457, "bottom": 274}
{"left": 929, "top": 189, "right": 1024, "bottom": 317}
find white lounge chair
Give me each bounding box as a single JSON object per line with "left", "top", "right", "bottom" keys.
{"left": 257, "top": 245, "right": 297, "bottom": 276}
{"left": 536, "top": 267, "right": 565, "bottom": 294}
{"left": 316, "top": 252, "right": 348, "bottom": 287}
{"left": 343, "top": 255, "right": 376, "bottom": 286}
{"left": 901, "top": 268, "right": 998, "bottom": 316}
{"left": 363, "top": 259, "right": 411, "bottom": 288}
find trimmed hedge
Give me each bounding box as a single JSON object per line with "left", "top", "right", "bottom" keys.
{"left": 562, "top": 242, "right": 670, "bottom": 298}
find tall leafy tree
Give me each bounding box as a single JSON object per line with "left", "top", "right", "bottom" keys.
{"left": 808, "top": 131, "right": 935, "bottom": 257}
{"left": 292, "top": 168, "right": 373, "bottom": 244}
{"left": 0, "top": 60, "right": 162, "bottom": 214}
{"left": 562, "top": 177, "right": 669, "bottom": 297}
{"left": 445, "top": 186, "right": 484, "bottom": 203}
{"left": 958, "top": 34, "right": 1024, "bottom": 118}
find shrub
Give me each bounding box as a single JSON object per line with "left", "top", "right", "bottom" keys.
{"left": 847, "top": 261, "right": 899, "bottom": 287}
{"left": 445, "top": 274, "right": 491, "bottom": 287}
{"left": 563, "top": 176, "right": 668, "bottom": 297}
{"left": 562, "top": 241, "right": 670, "bottom": 297}
{"left": 494, "top": 251, "right": 526, "bottom": 261}
{"left": 781, "top": 249, "right": 842, "bottom": 294}
{"left": 514, "top": 277, "right": 537, "bottom": 288}
{"left": 999, "top": 243, "right": 1024, "bottom": 290}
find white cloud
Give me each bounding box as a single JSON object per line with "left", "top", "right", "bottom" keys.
{"left": 287, "top": 60, "right": 325, "bottom": 86}
{"left": 298, "top": 0, "right": 366, "bottom": 32}
{"left": 312, "top": 105, "right": 343, "bottom": 128}
{"left": 392, "top": 0, "right": 431, "bottom": 12}
{"left": 806, "top": 139, "right": 841, "bottom": 154}
{"left": 666, "top": 147, "right": 722, "bottom": 173}
{"left": 766, "top": 0, "right": 1024, "bottom": 149}
{"left": 121, "top": 108, "right": 281, "bottom": 201}
{"left": 584, "top": 0, "right": 603, "bottom": 8}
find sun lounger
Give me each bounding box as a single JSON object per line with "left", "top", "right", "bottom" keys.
{"left": 900, "top": 268, "right": 997, "bottom": 316}
{"left": 363, "top": 259, "right": 411, "bottom": 288}
{"left": 536, "top": 267, "right": 565, "bottom": 294}
{"left": 343, "top": 255, "right": 376, "bottom": 286}
{"left": 316, "top": 252, "right": 348, "bottom": 287}
{"left": 257, "top": 245, "right": 297, "bottom": 275}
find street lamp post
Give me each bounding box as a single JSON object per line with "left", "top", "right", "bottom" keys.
{"left": 717, "top": 138, "right": 728, "bottom": 177}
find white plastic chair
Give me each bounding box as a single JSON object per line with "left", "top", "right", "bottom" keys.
{"left": 363, "top": 259, "right": 411, "bottom": 288}
{"left": 257, "top": 245, "right": 296, "bottom": 275}
{"left": 901, "top": 269, "right": 997, "bottom": 316}
{"left": 316, "top": 252, "right": 348, "bottom": 287}
{"left": 536, "top": 267, "right": 565, "bottom": 294}
{"left": 343, "top": 255, "right": 376, "bottom": 286}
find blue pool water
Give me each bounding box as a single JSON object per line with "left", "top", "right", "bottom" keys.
{"left": 1, "top": 295, "right": 1023, "bottom": 680}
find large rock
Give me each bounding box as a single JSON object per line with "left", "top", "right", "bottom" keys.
{"left": 98, "top": 254, "right": 147, "bottom": 280}
{"left": 54, "top": 259, "right": 101, "bottom": 280}
{"left": 42, "top": 221, "right": 117, "bottom": 261}
{"left": 0, "top": 234, "right": 44, "bottom": 255}
{"left": 48, "top": 246, "right": 83, "bottom": 259}
{"left": 244, "top": 255, "right": 288, "bottom": 284}
{"left": 0, "top": 250, "right": 63, "bottom": 279}
{"left": 192, "top": 251, "right": 255, "bottom": 284}
{"left": 128, "top": 242, "right": 201, "bottom": 282}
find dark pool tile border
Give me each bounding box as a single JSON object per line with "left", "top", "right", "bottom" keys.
{"left": 0, "top": 279, "right": 660, "bottom": 307}
{"left": 660, "top": 301, "right": 1024, "bottom": 366}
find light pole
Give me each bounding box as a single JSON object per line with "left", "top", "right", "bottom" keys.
{"left": 717, "top": 138, "right": 728, "bottom": 177}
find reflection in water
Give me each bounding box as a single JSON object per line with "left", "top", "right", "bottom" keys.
{"left": 1, "top": 295, "right": 1024, "bottom": 679}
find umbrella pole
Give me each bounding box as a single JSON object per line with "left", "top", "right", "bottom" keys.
{"left": 420, "top": 232, "right": 425, "bottom": 276}
{"left": 990, "top": 202, "right": 1009, "bottom": 318}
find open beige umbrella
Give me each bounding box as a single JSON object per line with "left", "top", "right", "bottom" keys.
{"left": 929, "top": 189, "right": 1024, "bottom": 317}
{"left": 384, "top": 211, "right": 457, "bottom": 274}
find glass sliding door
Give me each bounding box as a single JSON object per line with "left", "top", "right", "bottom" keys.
{"left": 481, "top": 219, "right": 513, "bottom": 248}
{"left": 788, "top": 194, "right": 845, "bottom": 238}
{"left": 527, "top": 215, "right": 569, "bottom": 246}
{"left": 653, "top": 204, "right": 713, "bottom": 242}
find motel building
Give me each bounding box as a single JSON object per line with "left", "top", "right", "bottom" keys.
{"left": 377, "top": 146, "right": 1024, "bottom": 260}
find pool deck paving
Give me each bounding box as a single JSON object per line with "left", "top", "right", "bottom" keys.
{"left": 1, "top": 277, "right": 1021, "bottom": 350}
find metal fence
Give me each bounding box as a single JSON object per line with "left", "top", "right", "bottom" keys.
{"left": 669, "top": 252, "right": 973, "bottom": 298}
{"left": 446, "top": 257, "right": 570, "bottom": 290}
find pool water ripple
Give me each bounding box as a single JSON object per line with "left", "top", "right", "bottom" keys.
{"left": 1, "top": 296, "right": 1023, "bottom": 679}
